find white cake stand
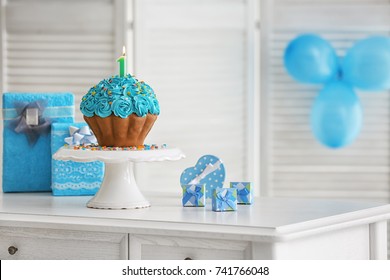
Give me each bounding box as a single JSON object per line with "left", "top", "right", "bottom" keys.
{"left": 53, "top": 147, "right": 185, "bottom": 209}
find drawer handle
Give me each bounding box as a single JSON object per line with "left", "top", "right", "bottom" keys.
{"left": 184, "top": 257, "right": 192, "bottom": 260}
{"left": 8, "top": 246, "right": 18, "bottom": 255}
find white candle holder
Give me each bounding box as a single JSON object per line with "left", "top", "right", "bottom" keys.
{"left": 53, "top": 147, "right": 185, "bottom": 209}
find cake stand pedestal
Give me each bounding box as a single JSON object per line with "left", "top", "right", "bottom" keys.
{"left": 53, "top": 147, "right": 185, "bottom": 209}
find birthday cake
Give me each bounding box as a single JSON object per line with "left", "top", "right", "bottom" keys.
{"left": 80, "top": 50, "right": 160, "bottom": 147}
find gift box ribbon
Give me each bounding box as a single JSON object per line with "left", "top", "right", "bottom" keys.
{"left": 216, "top": 189, "right": 236, "bottom": 210}
{"left": 183, "top": 185, "right": 203, "bottom": 206}
{"left": 188, "top": 159, "right": 223, "bottom": 185}
{"left": 237, "top": 186, "right": 250, "bottom": 203}
{"left": 8, "top": 101, "right": 51, "bottom": 146}
{"left": 3, "top": 105, "right": 74, "bottom": 120}
{"left": 64, "top": 126, "right": 97, "bottom": 146}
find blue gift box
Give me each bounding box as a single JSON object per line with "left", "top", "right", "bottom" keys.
{"left": 230, "top": 182, "right": 253, "bottom": 205}
{"left": 51, "top": 123, "right": 104, "bottom": 196}
{"left": 212, "top": 187, "right": 237, "bottom": 212}
{"left": 180, "top": 155, "right": 226, "bottom": 200}
{"left": 2, "top": 93, "right": 74, "bottom": 192}
{"left": 181, "top": 184, "right": 205, "bottom": 207}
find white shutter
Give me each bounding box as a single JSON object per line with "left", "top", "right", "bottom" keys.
{"left": 0, "top": 0, "right": 5, "bottom": 94}
{"left": 133, "top": 0, "right": 257, "bottom": 194}
{"left": 0, "top": 0, "right": 128, "bottom": 186}
{"left": 262, "top": 0, "right": 390, "bottom": 258}
{"left": 1, "top": 0, "right": 259, "bottom": 196}
{"left": 1, "top": 0, "right": 125, "bottom": 121}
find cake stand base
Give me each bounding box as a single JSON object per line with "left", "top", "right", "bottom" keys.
{"left": 53, "top": 147, "right": 185, "bottom": 209}
{"left": 87, "top": 161, "right": 150, "bottom": 209}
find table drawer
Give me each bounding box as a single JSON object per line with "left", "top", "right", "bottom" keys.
{"left": 0, "top": 227, "right": 127, "bottom": 260}
{"left": 129, "top": 234, "right": 251, "bottom": 260}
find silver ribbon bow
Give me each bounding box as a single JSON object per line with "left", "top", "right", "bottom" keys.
{"left": 64, "top": 126, "right": 97, "bottom": 146}
{"left": 9, "top": 100, "right": 51, "bottom": 146}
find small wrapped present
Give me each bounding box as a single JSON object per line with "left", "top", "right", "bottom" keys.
{"left": 181, "top": 184, "right": 205, "bottom": 207}
{"left": 212, "top": 187, "right": 237, "bottom": 212}
{"left": 2, "top": 93, "right": 74, "bottom": 192}
{"left": 51, "top": 123, "right": 104, "bottom": 196}
{"left": 230, "top": 182, "right": 253, "bottom": 205}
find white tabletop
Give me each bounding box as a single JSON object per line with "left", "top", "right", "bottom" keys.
{"left": 1, "top": 192, "right": 389, "bottom": 242}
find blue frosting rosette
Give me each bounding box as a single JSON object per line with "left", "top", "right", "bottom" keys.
{"left": 80, "top": 74, "right": 160, "bottom": 118}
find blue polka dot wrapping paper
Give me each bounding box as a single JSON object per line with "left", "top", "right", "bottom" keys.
{"left": 180, "top": 155, "right": 226, "bottom": 199}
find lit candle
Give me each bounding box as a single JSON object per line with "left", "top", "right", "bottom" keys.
{"left": 117, "top": 46, "right": 126, "bottom": 77}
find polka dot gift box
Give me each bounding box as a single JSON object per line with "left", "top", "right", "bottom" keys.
{"left": 180, "top": 155, "right": 226, "bottom": 199}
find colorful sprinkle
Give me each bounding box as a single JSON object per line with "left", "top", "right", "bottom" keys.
{"left": 66, "top": 144, "right": 167, "bottom": 151}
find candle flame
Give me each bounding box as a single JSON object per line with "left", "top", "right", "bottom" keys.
{"left": 122, "top": 46, "right": 126, "bottom": 56}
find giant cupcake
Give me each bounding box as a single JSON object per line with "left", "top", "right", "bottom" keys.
{"left": 80, "top": 67, "right": 159, "bottom": 147}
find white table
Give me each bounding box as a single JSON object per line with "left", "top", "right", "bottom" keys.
{"left": 0, "top": 192, "right": 389, "bottom": 260}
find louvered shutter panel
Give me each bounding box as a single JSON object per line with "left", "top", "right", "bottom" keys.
{"left": 262, "top": 0, "right": 390, "bottom": 258}
{"left": 2, "top": 0, "right": 123, "bottom": 121}
{"left": 0, "top": 0, "right": 127, "bottom": 185}
{"left": 133, "top": 0, "right": 256, "bottom": 194}
{"left": 1, "top": 0, "right": 257, "bottom": 195}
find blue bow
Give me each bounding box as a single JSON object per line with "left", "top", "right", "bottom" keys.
{"left": 9, "top": 100, "right": 51, "bottom": 146}
{"left": 182, "top": 185, "right": 203, "bottom": 206}
{"left": 237, "top": 186, "right": 250, "bottom": 204}
{"left": 216, "top": 189, "right": 236, "bottom": 210}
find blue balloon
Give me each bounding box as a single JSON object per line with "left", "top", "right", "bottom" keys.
{"left": 284, "top": 34, "right": 338, "bottom": 84}
{"left": 311, "top": 81, "right": 362, "bottom": 148}
{"left": 342, "top": 36, "right": 390, "bottom": 91}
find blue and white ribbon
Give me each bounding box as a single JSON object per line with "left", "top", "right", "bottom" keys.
{"left": 216, "top": 189, "right": 236, "bottom": 210}
{"left": 182, "top": 185, "right": 204, "bottom": 206}
{"left": 188, "top": 159, "right": 223, "bottom": 185}
{"left": 64, "top": 126, "right": 97, "bottom": 146}
{"left": 236, "top": 186, "right": 250, "bottom": 204}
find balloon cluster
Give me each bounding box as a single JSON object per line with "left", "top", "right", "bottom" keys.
{"left": 284, "top": 34, "right": 390, "bottom": 148}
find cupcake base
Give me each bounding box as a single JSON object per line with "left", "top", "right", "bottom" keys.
{"left": 84, "top": 113, "right": 157, "bottom": 147}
